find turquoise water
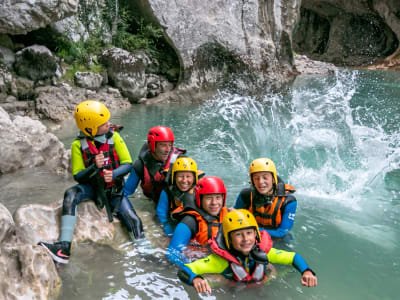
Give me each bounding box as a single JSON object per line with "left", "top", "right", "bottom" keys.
{"left": 1, "top": 69, "right": 399, "bottom": 299}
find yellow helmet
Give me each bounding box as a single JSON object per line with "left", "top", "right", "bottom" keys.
{"left": 171, "top": 157, "right": 198, "bottom": 185}
{"left": 249, "top": 158, "right": 277, "bottom": 185}
{"left": 222, "top": 209, "right": 261, "bottom": 249}
{"left": 74, "top": 100, "right": 110, "bottom": 137}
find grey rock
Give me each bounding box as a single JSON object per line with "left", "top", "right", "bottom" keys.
{"left": 0, "top": 46, "right": 15, "bottom": 69}
{"left": 100, "top": 47, "right": 148, "bottom": 102}
{"left": 14, "top": 45, "right": 58, "bottom": 82}
{"left": 0, "top": 0, "right": 78, "bottom": 35}
{"left": 0, "top": 107, "right": 69, "bottom": 174}
{"left": 74, "top": 72, "right": 103, "bottom": 90}
{"left": 35, "top": 84, "right": 131, "bottom": 122}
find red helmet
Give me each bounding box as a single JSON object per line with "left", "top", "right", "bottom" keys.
{"left": 195, "top": 176, "right": 227, "bottom": 208}
{"left": 147, "top": 126, "right": 174, "bottom": 152}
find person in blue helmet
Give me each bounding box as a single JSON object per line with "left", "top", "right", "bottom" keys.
{"left": 38, "top": 100, "right": 144, "bottom": 264}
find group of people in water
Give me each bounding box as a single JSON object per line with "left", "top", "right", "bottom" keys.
{"left": 39, "top": 100, "right": 318, "bottom": 294}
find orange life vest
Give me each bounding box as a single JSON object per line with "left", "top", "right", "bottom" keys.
{"left": 243, "top": 183, "right": 295, "bottom": 229}
{"left": 173, "top": 206, "right": 229, "bottom": 245}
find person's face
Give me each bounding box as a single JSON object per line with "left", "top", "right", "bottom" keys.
{"left": 175, "top": 171, "right": 195, "bottom": 192}
{"left": 96, "top": 121, "right": 110, "bottom": 136}
{"left": 201, "top": 193, "right": 224, "bottom": 216}
{"left": 230, "top": 228, "right": 257, "bottom": 255}
{"left": 252, "top": 172, "right": 274, "bottom": 195}
{"left": 153, "top": 141, "right": 173, "bottom": 162}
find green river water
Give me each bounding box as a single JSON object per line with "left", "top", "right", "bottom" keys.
{"left": 1, "top": 68, "right": 399, "bottom": 299}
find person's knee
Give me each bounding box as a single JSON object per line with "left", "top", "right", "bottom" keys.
{"left": 62, "top": 186, "right": 81, "bottom": 215}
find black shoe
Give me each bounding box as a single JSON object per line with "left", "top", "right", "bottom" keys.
{"left": 38, "top": 241, "right": 71, "bottom": 264}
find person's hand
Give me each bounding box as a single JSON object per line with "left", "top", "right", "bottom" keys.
{"left": 103, "top": 169, "right": 113, "bottom": 183}
{"left": 95, "top": 151, "right": 105, "bottom": 168}
{"left": 301, "top": 270, "right": 318, "bottom": 287}
{"left": 192, "top": 277, "right": 212, "bottom": 294}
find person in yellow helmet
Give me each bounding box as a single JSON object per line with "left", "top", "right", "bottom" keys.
{"left": 234, "top": 158, "right": 297, "bottom": 239}
{"left": 177, "top": 209, "right": 317, "bottom": 294}
{"left": 39, "top": 100, "right": 144, "bottom": 264}
{"left": 156, "top": 156, "right": 204, "bottom": 236}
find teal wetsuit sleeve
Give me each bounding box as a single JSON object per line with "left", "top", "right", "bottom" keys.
{"left": 167, "top": 222, "right": 192, "bottom": 268}
{"left": 265, "top": 201, "right": 297, "bottom": 238}
{"left": 233, "top": 192, "right": 245, "bottom": 209}
{"left": 123, "top": 167, "right": 140, "bottom": 196}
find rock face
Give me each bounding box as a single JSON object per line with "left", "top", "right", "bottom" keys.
{"left": 0, "top": 0, "right": 78, "bottom": 35}
{"left": 0, "top": 202, "right": 61, "bottom": 300}
{"left": 0, "top": 198, "right": 130, "bottom": 300}
{"left": 132, "top": 0, "right": 301, "bottom": 94}
{"left": 35, "top": 84, "right": 131, "bottom": 121}
{"left": 293, "top": 0, "right": 400, "bottom": 67}
{"left": 0, "top": 107, "right": 69, "bottom": 174}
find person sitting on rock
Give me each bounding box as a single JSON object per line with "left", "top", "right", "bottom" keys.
{"left": 123, "top": 126, "right": 186, "bottom": 204}
{"left": 39, "top": 100, "right": 144, "bottom": 264}
{"left": 234, "top": 158, "right": 297, "bottom": 239}
{"left": 167, "top": 176, "right": 230, "bottom": 268}
{"left": 156, "top": 156, "right": 204, "bottom": 236}
{"left": 177, "top": 209, "right": 317, "bottom": 294}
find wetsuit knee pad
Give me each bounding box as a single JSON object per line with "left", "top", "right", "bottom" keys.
{"left": 62, "top": 186, "right": 84, "bottom": 215}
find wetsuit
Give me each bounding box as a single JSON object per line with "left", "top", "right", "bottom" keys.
{"left": 178, "top": 231, "right": 313, "bottom": 285}
{"left": 156, "top": 186, "right": 196, "bottom": 236}
{"left": 123, "top": 143, "right": 185, "bottom": 203}
{"left": 167, "top": 207, "right": 228, "bottom": 268}
{"left": 61, "top": 129, "right": 144, "bottom": 242}
{"left": 234, "top": 181, "right": 297, "bottom": 238}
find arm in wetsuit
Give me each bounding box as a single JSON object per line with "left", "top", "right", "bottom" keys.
{"left": 156, "top": 190, "right": 174, "bottom": 236}
{"left": 167, "top": 215, "right": 198, "bottom": 268}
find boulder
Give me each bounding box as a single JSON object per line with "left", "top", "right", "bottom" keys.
{"left": 99, "top": 47, "right": 148, "bottom": 102}
{"left": 0, "top": 107, "right": 69, "bottom": 175}
{"left": 0, "top": 0, "right": 78, "bottom": 35}
{"left": 0, "top": 203, "right": 61, "bottom": 300}
{"left": 14, "top": 45, "right": 59, "bottom": 82}
{"left": 35, "top": 84, "right": 131, "bottom": 122}
{"left": 74, "top": 72, "right": 103, "bottom": 91}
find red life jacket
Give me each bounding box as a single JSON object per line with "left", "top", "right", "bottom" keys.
{"left": 80, "top": 132, "right": 120, "bottom": 189}
{"left": 141, "top": 147, "right": 185, "bottom": 201}
{"left": 243, "top": 184, "right": 295, "bottom": 229}
{"left": 209, "top": 231, "right": 273, "bottom": 282}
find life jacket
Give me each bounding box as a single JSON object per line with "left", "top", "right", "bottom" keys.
{"left": 79, "top": 130, "right": 120, "bottom": 189}
{"left": 242, "top": 183, "right": 295, "bottom": 229}
{"left": 172, "top": 206, "right": 229, "bottom": 245}
{"left": 209, "top": 230, "right": 273, "bottom": 283}
{"left": 167, "top": 186, "right": 196, "bottom": 213}
{"left": 138, "top": 144, "right": 185, "bottom": 202}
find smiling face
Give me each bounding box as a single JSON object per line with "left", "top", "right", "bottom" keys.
{"left": 201, "top": 193, "right": 224, "bottom": 216}
{"left": 175, "top": 171, "right": 195, "bottom": 192}
{"left": 252, "top": 171, "right": 274, "bottom": 195}
{"left": 152, "top": 141, "right": 173, "bottom": 162}
{"left": 230, "top": 228, "right": 257, "bottom": 255}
